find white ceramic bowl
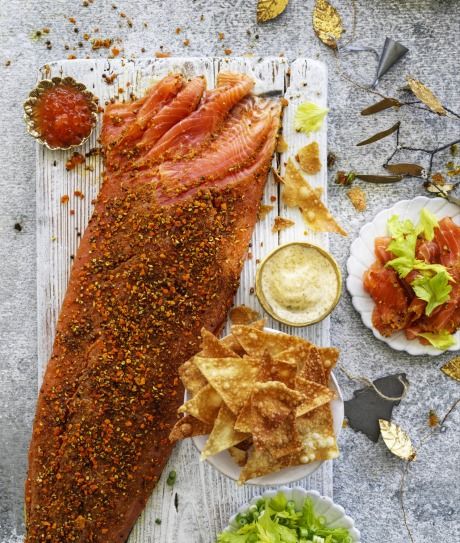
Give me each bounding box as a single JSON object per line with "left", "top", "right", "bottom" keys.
{"left": 346, "top": 196, "right": 460, "bottom": 356}
{"left": 187, "top": 328, "right": 344, "bottom": 485}
{"left": 223, "top": 486, "right": 361, "bottom": 541}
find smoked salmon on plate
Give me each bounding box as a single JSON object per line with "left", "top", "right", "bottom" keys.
{"left": 25, "top": 72, "right": 282, "bottom": 542}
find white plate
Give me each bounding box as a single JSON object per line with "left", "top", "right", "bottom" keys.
{"left": 223, "top": 486, "right": 361, "bottom": 541}
{"left": 187, "top": 328, "right": 344, "bottom": 485}
{"left": 346, "top": 196, "right": 460, "bottom": 356}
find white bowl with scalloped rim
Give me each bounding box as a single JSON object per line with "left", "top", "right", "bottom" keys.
{"left": 222, "top": 486, "right": 360, "bottom": 541}
{"left": 346, "top": 196, "right": 460, "bottom": 356}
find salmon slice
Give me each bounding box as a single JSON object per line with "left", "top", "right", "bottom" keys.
{"left": 25, "top": 72, "right": 281, "bottom": 543}
{"left": 434, "top": 217, "right": 460, "bottom": 267}
{"left": 138, "top": 76, "right": 206, "bottom": 148}
{"left": 158, "top": 96, "right": 275, "bottom": 199}
{"left": 364, "top": 263, "right": 409, "bottom": 336}
{"left": 374, "top": 237, "right": 393, "bottom": 264}
{"left": 137, "top": 72, "right": 254, "bottom": 166}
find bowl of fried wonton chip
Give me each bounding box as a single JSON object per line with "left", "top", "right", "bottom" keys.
{"left": 169, "top": 322, "right": 344, "bottom": 485}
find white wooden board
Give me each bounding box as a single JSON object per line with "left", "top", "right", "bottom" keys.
{"left": 36, "top": 56, "right": 330, "bottom": 543}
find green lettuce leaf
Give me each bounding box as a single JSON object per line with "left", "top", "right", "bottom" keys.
{"left": 257, "top": 510, "right": 281, "bottom": 543}
{"left": 417, "top": 331, "right": 456, "bottom": 350}
{"left": 294, "top": 102, "right": 329, "bottom": 133}
{"left": 387, "top": 215, "right": 416, "bottom": 239}
{"left": 416, "top": 208, "right": 439, "bottom": 241}
{"left": 412, "top": 271, "right": 452, "bottom": 316}
{"left": 217, "top": 532, "right": 249, "bottom": 543}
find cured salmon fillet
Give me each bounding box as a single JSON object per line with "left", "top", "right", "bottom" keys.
{"left": 26, "top": 72, "right": 281, "bottom": 542}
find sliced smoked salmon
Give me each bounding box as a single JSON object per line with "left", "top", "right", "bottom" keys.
{"left": 25, "top": 72, "right": 281, "bottom": 543}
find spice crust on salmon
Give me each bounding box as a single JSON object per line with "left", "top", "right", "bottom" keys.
{"left": 25, "top": 72, "right": 281, "bottom": 542}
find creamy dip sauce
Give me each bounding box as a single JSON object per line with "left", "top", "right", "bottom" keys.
{"left": 260, "top": 244, "right": 339, "bottom": 324}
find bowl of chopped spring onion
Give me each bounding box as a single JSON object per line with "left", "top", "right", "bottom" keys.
{"left": 217, "top": 487, "right": 360, "bottom": 543}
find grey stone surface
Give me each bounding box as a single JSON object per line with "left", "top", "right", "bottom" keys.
{"left": 0, "top": 1, "right": 459, "bottom": 542}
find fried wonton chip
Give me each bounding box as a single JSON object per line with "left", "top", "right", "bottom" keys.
{"left": 272, "top": 216, "right": 295, "bottom": 233}
{"left": 178, "top": 359, "right": 207, "bottom": 396}
{"left": 169, "top": 415, "right": 212, "bottom": 443}
{"left": 296, "top": 141, "right": 321, "bottom": 174}
{"left": 229, "top": 305, "right": 261, "bottom": 326}
{"left": 257, "top": 352, "right": 297, "bottom": 387}
{"left": 201, "top": 328, "right": 239, "bottom": 358}
{"left": 276, "top": 344, "right": 326, "bottom": 385}
{"left": 229, "top": 446, "right": 248, "bottom": 467}
{"left": 178, "top": 384, "right": 222, "bottom": 424}
{"left": 295, "top": 377, "right": 335, "bottom": 417}
{"left": 238, "top": 447, "right": 293, "bottom": 484}
{"left": 318, "top": 347, "right": 339, "bottom": 381}
{"left": 282, "top": 159, "right": 347, "bottom": 236}
{"left": 251, "top": 382, "right": 303, "bottom": 459}
{"left": 258, "top": 204, "right": 274, "bottom": 221}
{"left": 347, "top": 186, "right": 366, "bottom": 212}
{"left": 220, "top": 319, "right": 265, "bottom": 355}
{"left": 276, "top": 135, "right": 288, "bottom": 153}
{"left": 296, "top": 404, "right": 339, "bottom": 463}
{"left": 201, "top": 404, "right": 249, "bottom": 460}
{"left": 231, "top": 325, "right": 310, "bottom": 357}
{"left": 193, "top": 356, "right": 261, "bottom": 415}
{"left": 234, "top": 397, "right": 252, "bottom": 433}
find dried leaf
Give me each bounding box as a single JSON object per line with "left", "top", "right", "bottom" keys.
{"left": 347, "top": 187, "right": 366, "bottom": 212}
{"left": 379, "top": 419, "right": 416, "bottom": 461}
{"left": 441, "top": 356, "right": 460, "bottom": 382}
{"left": 385, "top": 163, "right": 424, "bottom": 177}
{"left": 356, "top": 122, "right": 400, "bottom": 146}
{"left": 447, "top": 167, "right": 460, "bottom": 177}
{"left": 361, "top": 97, "right": 401, "bottom": 116}
{"left": 356, "top": 174, "right": 404, "bottom": 184}
{"left": 406, "top": 77, "right": 446, "bottom": 116}
{"left": 313, "top": 0, "right": 343, "bottom": 49}
{"left": 257, "top": 0, "right": 289, "bottom": 23}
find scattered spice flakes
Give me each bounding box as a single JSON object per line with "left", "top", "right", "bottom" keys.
{"left": 269, "top": 195, "right": 277, "bottom": 202}
{"left": 276, "top": 135, "right": 288, "bottom": 153}
{"left": 65, "top": 152, "right": 85, "bottom": 171}
{"left": 102, "top": 73, "right": 117, "bottom": 85}
{"left": 218, "top": 32, "right": 225, "bottom": 40}
{"left": 229, "top": 305, "right": 260, "bottom": 325}
{"left": 224, "top": 48, "right": 233, "bottom": 55}
{"left": 155, "top": 518, "right": 162, "bottom": 525}
{"left": 296, "top": 141, "right": 321, "bottom": 174}
{"left": 60, "top": 195, "right": 70, "bottom": 205}
{"left": 347, "top": 186, "right": 366, "bottom": 212}
{"left": 5, "top": 60, "right": 11, "bottom": 67}
{"left": 69, "top": 209, "right": 75, "bottom": 216}
{"left": 336, "top": 170, "right": 355, "bottom": 186}
{"left": 74, "top": 190, "right": 85, "bottom": 199}
{"left": 272, "top": 216, "right": 295, "bottom": 233}
{"left": 155, "top": 51, "right": 171, "bottom": 58}
{"left": 379, "top": 419, "right": 416, "bottom": 461}
{"left": 427, "top": 172, "right": 455, "bottom": 193}
{"left": 313, "top": 0, "right": 343, "bottom": 49}
{"left": 282, "top": 159, "right": 347, "bottom": 235}
{"left": 441, "top": 356, "right": 460, "bottom": 382}
{"left": 176, "top": 27, "right": 181, "bottom": 34}
{"left": 111, "top": 47, "right": 120, "bottom": 57}
{"left": 14, "top": 222, "right": 22, "bottom": 232}
{"left": 428, "top": 409, "right": 439, "bottom": 428}
{"left": 91, "top": 38, "right": 113, "bottom": 50}
{"left": 258, "top": 204, "right": 274, "bottom": 221}
{"left": 183, "top": 39, "right": 190, "bottom": 46}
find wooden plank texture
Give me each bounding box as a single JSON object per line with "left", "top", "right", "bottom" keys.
{"left": 35, "top": 57, "right": 330, "bottom": 543}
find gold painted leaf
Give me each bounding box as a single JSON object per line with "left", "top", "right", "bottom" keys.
{"left": 313, "top": 0, "right": 343, "bottom": 49}
{"left": 356, "top": 122, "right": 400, "bottom": 146}
{"left": 406, "top": 77, "right": 447, "bottom": 116}
{"left": 379, "top": 419, "right": 416, "bottom": 461}
{"left": 361, "top": 97, "right": 401, "bottom": 116}
{"left": 257, "top": 0, "right": 289, "bottom": 23}
{"left": 441, "top": 356, "right": 460, "bottom": 382}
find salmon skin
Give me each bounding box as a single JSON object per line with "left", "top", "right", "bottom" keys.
{"left": 26, "top": 72, "right": 281, "bottom": 542}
